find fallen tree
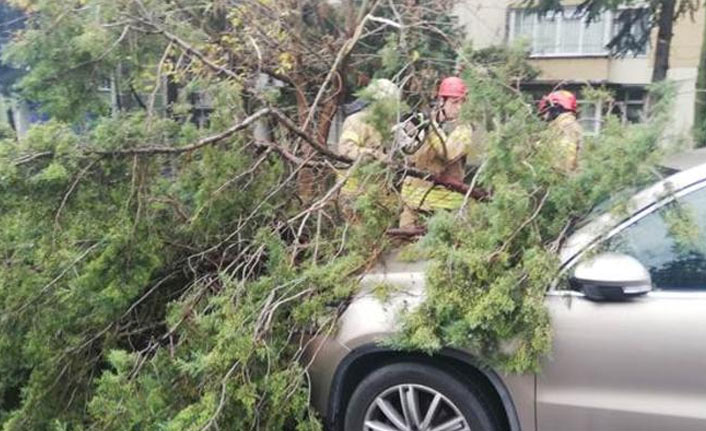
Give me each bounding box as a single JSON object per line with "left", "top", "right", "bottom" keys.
{"left": 0, "top": 1, "right": 676, "bottom": 430}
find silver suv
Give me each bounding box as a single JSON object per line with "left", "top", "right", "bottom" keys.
{"left": 305, "top": 163, "right": 706, "bottom": 431}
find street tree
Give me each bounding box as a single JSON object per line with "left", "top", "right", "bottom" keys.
{"left": 695, "top": 9, "right": 706, "bottom": 144}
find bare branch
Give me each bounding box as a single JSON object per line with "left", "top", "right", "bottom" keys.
{"left": 13, "top": 151, "right": 54, "bottom": 166}
{"left": 302, "top": 1, "right": 384, "bottom": 130}
{"left": 132, "top": 17, "right": 240, "bottom": 81}
{"left": 54, "top": 159, "right": 98, "bottom": 231}
{"left": 488, "top": 190, "right": 550, "bottom": 262}
{"left": 288, "top": 158, "right": 361, "bottom": 224}
{"left": 148, "top": 41, "right": 173, "bottom": 116}
{"left": 367, "top": 15, "right": 402, "bottom": 28}
{"left": 457, "top": 160, "right": 488, "bottom": 218}
{"left": 269, "top": 108, "right": 351, "bottom": 163}
{"left": 97, "top": 108, "right": 271, "bottom": 155}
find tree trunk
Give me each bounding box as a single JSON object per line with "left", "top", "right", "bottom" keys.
{"left": 110, "top": 66, "right": 122, "bottom": 118}
{"left": 694, "top": 8, "right": 706, "bottom": 146}
{"left": 652, "top": 0, "right": 676, "bottom": 82}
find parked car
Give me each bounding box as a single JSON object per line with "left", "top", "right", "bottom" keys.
{"left": 304, "top": 163, "right": 706, "bottom": 431}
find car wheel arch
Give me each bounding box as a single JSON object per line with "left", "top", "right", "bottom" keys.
{"left": 325, "top": 343, "right": 521, "bottom": 431}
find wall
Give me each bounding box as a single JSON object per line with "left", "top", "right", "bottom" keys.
{"left": 454, "top": 0, "right": 513, "bottom": 49}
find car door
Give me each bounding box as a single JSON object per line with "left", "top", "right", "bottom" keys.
{"left": 536, "top": 182, "right": 706, "bottom": 431}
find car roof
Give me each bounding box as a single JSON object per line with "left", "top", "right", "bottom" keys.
{"left": 560, "top": 162, "right": 706, "bottom": 264}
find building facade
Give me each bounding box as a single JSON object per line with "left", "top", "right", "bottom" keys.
{"left": 455, "top": 0, "right": 705, "bottom": 141}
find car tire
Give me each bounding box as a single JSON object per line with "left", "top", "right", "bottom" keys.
{"left": 344, "top": 361, "right": 500, "bottom": 431}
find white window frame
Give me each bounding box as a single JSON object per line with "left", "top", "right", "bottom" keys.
{"left": 577, "top": 100, "right": 603, "bottom": 136}
{"left": 609, "top": 6, "right": 650, "bottom": 58}
{"left": 508, "top": 7, "right": 649, "bottom": 58}
{"left": 613, "top": 87, "right": 648, "bottom": 124}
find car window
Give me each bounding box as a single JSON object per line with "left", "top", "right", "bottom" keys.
{"left": 602, "top": 183, "right": 706, "bottom": 291}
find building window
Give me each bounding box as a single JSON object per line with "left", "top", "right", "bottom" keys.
{"left": 578, "top": 101, "right": 601, "bottom": 135}
{"left": 509, "top": 8, "right": 648, "bottom": 57}
{"left": 611, "top": 86, "right": 647, "bottom": 124}
{"left": 610, "top": 9, "right": 650, "bottom": 56}
{"left": 579, "top": 86, "right": 647, "bottom": 135}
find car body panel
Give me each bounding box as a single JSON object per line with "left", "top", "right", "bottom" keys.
{"left": 307, "top": 336, "right": 350, "bottom": 421}
{"left": 538, "top": 291, "right": 706, "bottom": 431}
{"left": 305, "top": 254, "right": 532, "bottom": 430}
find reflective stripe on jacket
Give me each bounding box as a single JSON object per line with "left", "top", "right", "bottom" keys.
{"left": 336, "top": 169, "right": 362, "bottom": 195}
{"left": 401, "top": 176, "right": 466, "bottom": 210}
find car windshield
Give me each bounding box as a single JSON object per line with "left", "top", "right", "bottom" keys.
{"left": 569, "top": 169, "right": 672, "bottom": 235}
{"left": 569, "top": 186, "right": 642, "bottom": 234}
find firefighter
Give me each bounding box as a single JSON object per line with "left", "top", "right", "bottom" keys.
{"left": 399, "top": 77, "right": 482, "bottom": 228}
{"left": 538, "top": 90, "right": 583, "bottom": 173}
{"left": 336, "top": 79, "right": 400, "bottom": 222}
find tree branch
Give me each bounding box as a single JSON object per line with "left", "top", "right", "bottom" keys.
{"left": 132, "top": 17, "right": 240, "bottom": 81}
{"left": 96, "top": 108, "right": 271, "bottom": 155}
{"left": 12, "top": 109, "right": 485, "bottom": 202}
{"left": 269, "top": 108, "right": 351, "bottom": 163}
{"left": 302, "top": 0, "right": 384, "bottom": 130}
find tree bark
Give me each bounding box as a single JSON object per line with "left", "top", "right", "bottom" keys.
{"left": 165, "top": 57, "right": 180, "bottom": 117}
{"left": 652, "top": 0, "right": 676, "bottom": 82}
{"left": 694, "top": 7, "right": 706, "bottom": 145}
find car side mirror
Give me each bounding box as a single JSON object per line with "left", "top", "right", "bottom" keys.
{"left": 571, "top": 252, "right": 652, "bottom": 301}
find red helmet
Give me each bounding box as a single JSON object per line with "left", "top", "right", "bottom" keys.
{"left": 438, "top": 77, "right": 468, "bottom": 98}
{"left": 539, "top": 90, "right": 577, "bottom": 114}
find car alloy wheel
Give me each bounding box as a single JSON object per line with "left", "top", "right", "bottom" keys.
{"left": 363, "top": 383, "right": 470, "bottom": 431}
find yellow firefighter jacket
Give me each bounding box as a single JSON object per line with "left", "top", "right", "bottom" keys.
{"left": 336, "top": 110, "right": 386, "bottom": 194}
{"left": 401, "top": 121, "right": 478, "bottom": 211}
{"left": 549, "top": 112, "right": 582, "bottom": 173}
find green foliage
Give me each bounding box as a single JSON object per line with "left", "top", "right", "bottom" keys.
{"left": 0, "top": 110, "right": 395, "bottom": 429}
{"left": 391, "top": 64, "right": 675, "bottom": 372}
{"left": 663, "top": 202, "right": 703, "bottom": 253}
{"left": 4, "top": 2, "right": 112, "bottom": 120}
{"left": 362, "top": 97, "right": 409, "bottom": 147}
{"left": 465, "top": 42, "right": 540, "bottom": 83}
